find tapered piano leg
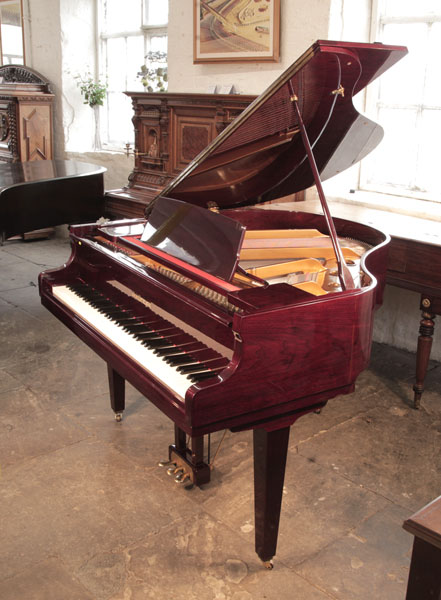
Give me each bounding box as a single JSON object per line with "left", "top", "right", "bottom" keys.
{"left": 253, "top": 426, "right": 290, "bottom": 567}
{"left": 168, "top": 425, "right": 211, "bottom": 486}
{"left": 107, "top": 365, "right": 125, "bottom": 421}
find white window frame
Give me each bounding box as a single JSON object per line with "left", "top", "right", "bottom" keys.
{"left": 359, "top": 1, "right": 441, "bottom": 205}
{"left": 97, "top": 0, "right": 168, "bottom": 151}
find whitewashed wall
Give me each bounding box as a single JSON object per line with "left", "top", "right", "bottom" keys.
{"left": 168, "top": 0, "right": 331, "bottom": 95}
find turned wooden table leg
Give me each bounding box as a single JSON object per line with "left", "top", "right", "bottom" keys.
{"left": 107, "top": 364, "right": 125, "bottom": 420}
{"left": 253, "top": 426, "right": 290, "bottom": 566}
{"left": 413, "top": 297, "right": 436, "bottom": 409}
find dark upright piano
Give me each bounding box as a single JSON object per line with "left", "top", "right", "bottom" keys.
{"left": 0, "top": 159, "right": 106, "bottom": 243}
{"left": 39, "top": 41, "right": 407, "bottom": 567}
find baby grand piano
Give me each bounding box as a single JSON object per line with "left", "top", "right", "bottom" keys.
{"left": 39, "top": 40, "right": 407, "bottom": 567}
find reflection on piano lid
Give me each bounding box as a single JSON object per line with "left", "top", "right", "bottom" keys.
{"left": 39, "top": 40, "right": 408, "bottom": 567}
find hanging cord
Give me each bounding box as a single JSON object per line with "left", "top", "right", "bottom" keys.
{"left": 209, "top": 430, "right": 228, "bottom": 469}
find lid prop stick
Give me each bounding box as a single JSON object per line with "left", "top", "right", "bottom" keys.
{"left": 288, "top": 80, "right": 354, "bottom": 291}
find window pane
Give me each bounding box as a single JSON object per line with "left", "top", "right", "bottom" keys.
{"left": 149, "top": 35, "right": 167, "bottom": 54}
{"left": 380, "top": 23, "right": 428, "bottom": 106}
{"left": 381, "top": 0, "right": 440, "bottom": 18}
{"left": 417, "top": 109, "right": 441, "bottom": 198}
{"left": 107, "top": 92, "right": 134, "bottom": 145}
{"left": 127, "top": 35, "right": 145, "bottom": 89}
{"left": 425, "top": 22, "right": 441, "bottom": 106}
{"left": 103, "top": 0, "right": 141, "bottom": 34}
{"left": 106, "top": 37, "right": 126, "bottom": 90}
{"left": 364, "top": 108, "right": 418, "bottom": 189}
{"left": 144, "top": 0, "right": 168, "bottom": 26}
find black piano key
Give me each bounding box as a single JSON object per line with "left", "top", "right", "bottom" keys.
{"left": 189, "top": 371, "right": 220, "bottom": 383}
{"left": 141, "top": 338, "right": 177, "bottom": 348}
{"left": 176, "top": 357, "right": 222, "bottom": 372}
{"left": 154, "top": 342, "right": 203, "bottom": 357}
{"left": 111, "top": 316, "right": 137, "bottom": 324}
{"left": 123, "top": 323, "right": 154, "bottom": 332}
{"left": 134, "top": 331, "right": 163, "bottom": 339}
{"left": 110, "top": 313, "right": 137, "bottom": 320}
{"left": 165, "top": 356, "right": 200, "bottom": 366}
{"left": 178, "top": 365, "right": 211, "bottom": 375}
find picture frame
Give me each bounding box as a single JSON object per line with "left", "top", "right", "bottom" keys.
{"left": 193, "top": 0, "right": 280, "bottom": 64}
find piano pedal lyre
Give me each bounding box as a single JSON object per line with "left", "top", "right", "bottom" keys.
{"left": 158, "top": 429, "right": 211, "bottom": 489}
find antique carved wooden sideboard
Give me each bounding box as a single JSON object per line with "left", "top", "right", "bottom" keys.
{"left": 105, "top": 92, "right": 256, "bottom": 218}
{"left": 0, "top": 65, "right": 54, "bottom": 163}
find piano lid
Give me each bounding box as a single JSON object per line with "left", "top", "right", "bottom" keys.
{"left": 158, "top": 40, "right": 407, "bottom": 210}
{"left": 0, "top": 160, "right": 106, "bottom": 192}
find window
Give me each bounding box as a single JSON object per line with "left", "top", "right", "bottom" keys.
{"left": 0, "top": 1, "right": 24, "bottom": 64}
{"left": 98, "top": 0, "right": 168, "bottom": 150}
{"left": 360, "top": 0, "right": 441, "bottom": 203}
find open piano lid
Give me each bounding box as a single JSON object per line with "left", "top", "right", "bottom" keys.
{"left": 138, "top": 40, "right": 407, "bottom": 285}
{"left": 158, "top": 40, "right": 408, "bottom": 210}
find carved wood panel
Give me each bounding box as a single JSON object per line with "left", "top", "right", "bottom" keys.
{"left": 0, "top": 65, "right": 54, "bottom": 164}
{"left": 19, "top": 104, "right": 52, "bottom": 161}
{"left": 173, "top": 114, "right": 215, "bottom": 172}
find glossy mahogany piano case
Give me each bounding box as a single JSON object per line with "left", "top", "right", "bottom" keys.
{"left": 39, "top": 40, "right": 408, "bottom": 565}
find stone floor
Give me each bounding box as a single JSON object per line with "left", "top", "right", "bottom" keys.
{"left": 0, "top": 233, "right": 440, "bottom": 600}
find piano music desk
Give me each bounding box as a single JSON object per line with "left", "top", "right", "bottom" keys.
{"left": 270, "top": 198, "right": 441, "bottom": 408}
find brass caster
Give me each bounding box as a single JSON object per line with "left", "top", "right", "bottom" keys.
{"left": 158, "top": 459, "right": 173, "bottom": 467}
{"left": 263, "top": 561, "right": 274, "bottom": 570}
{"left": 114, "top": 413, "right": 123, "bottom": 422}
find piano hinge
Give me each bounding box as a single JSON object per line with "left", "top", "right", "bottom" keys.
{"left": 234, "top": 331, "right": 242, "bottom": 343}
{"left": 331, "top": 85, "right": 345, "bottom": 97}
{"left": 207, "top": 201, "right": 220, "bottom": 213}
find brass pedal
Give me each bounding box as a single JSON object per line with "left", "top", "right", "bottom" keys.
{"left": 175, "top": 471, "right": 190, "bottom": 484}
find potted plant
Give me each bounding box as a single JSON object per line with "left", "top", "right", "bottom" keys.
{"left": 137, "top": 51, "right": 168, "bottom": 92}
{"left": 74, "top": 72, "right": 108, "bottom": 150}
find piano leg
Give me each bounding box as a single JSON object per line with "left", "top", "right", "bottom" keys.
{"left": 107, "top": 365, "right": 125, "bottom": 421}
{"left": 253, "top": 426, "right": 290, "bottom": 567}
{"left": 168, "top": 425, "right": 211, "bottom": 486}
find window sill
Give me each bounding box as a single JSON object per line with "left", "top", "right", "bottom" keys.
{"left": 264, "top": 190, "right": 441, "bottom": 247}
{"left": 327, "top": 189, "right": 441, "bottom": 222}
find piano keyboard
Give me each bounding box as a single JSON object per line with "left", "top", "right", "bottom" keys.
{"left": 52, "top": 282, "right": 230, "bottom": 401}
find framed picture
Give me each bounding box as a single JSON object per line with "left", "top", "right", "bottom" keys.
{"left": 193, "top": 0, "right": 280, "bottom": 63}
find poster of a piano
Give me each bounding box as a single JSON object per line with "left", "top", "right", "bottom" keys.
{"left": 39, "top": 40, "right": 407, "bottom": 567}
